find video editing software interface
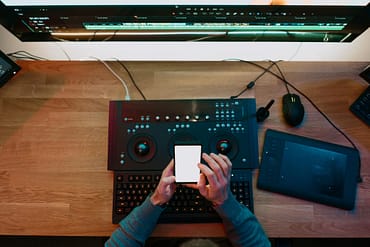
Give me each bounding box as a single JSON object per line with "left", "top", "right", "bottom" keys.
{"left": 0, "top": 0, "right": 369, "bottom": 42}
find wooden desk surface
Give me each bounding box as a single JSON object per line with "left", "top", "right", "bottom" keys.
{"left": 0, "top": 61, "right": 369, "bottom": 238}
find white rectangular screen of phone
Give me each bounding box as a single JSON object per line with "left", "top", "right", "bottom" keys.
{"left": 174, "top": 145, "right": 201, "bottom": 183}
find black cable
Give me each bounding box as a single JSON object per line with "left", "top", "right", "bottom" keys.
{"left": 240, "top": 59, "right": 362, "bottom": 183}
{"left": 269, "top": 60, "right": 290, "bottom": 94}
{"left": 116, "top": 61, "right": 147, "bottom": 100}
{"left": 230, "top": 62, "right": 275, "bottom": 99}
{"left": 272, "top": 61, "right": 360, "bottom": 148}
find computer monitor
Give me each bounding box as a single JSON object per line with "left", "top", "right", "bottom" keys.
{"left": 1, "top": 0, "right": 369, "bottom": 42}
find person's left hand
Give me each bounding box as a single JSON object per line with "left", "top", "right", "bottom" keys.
{"left": 150, "top": 159, "right": 176, "bottom": 206}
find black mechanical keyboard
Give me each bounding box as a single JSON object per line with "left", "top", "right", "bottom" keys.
{"left": 112, "top": 169, "right": 253, "bottom": 224}
{"left": 350, "top": 86, "right": 370, "bottom": 126}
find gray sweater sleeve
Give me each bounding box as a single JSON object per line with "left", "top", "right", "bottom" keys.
{"left": 105, "top": 193, "right": 270, "bottom": 247}
{"left": 214, "top": 193, "right": 271, "bottom": 247}
{"left": 105, "top": 195, "right": 165, "bottom": 247}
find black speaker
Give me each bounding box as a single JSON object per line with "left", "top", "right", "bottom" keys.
{"left": 0, "top": 50, "right": 21, "bottom": 88}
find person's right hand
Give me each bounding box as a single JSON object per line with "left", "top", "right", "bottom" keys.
{"left": 189, "top": 153, "right": 232, "bottom": 206}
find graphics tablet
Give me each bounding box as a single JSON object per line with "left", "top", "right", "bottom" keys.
{"left": 257, "top": 129, "right": 360, "bottom": 210}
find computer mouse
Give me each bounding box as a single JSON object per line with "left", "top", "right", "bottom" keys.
{"left": 282, "top": 93, "right": 305, "bottom": 126}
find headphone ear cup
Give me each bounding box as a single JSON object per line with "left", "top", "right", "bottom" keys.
{"left": 256, "top": 107, "right": 270, "bottom": 122}
{"left": 256, "top": 99, "right": 275, "bottom": 122}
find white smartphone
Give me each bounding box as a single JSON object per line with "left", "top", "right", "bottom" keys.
{"left": 174, "top": 144, "right": 202, "bottom": 183}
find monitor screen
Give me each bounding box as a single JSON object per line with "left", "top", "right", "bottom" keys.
{"left": 1, "top": 1, "right": 369, "bottom": 42}
{"left": 1, "top": 1, "right": 369, "bottom": 6}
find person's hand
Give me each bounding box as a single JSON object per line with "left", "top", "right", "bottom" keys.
{"left": 188, "top": 153, "right": 232, "bottom": 206}
{"left": 150, "top": 159, "right": 176, "bottom": 206}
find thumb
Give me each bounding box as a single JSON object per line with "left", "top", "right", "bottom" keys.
{"left": 161, "top": 175, "right": 176, "bottom": 186}
{"left": 197, "top": 173, "right": 207, "bottom": 196}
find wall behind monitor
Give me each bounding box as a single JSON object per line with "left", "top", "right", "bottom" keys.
{"left": 0, "top": 25, "right": 369, "bottom": 61}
